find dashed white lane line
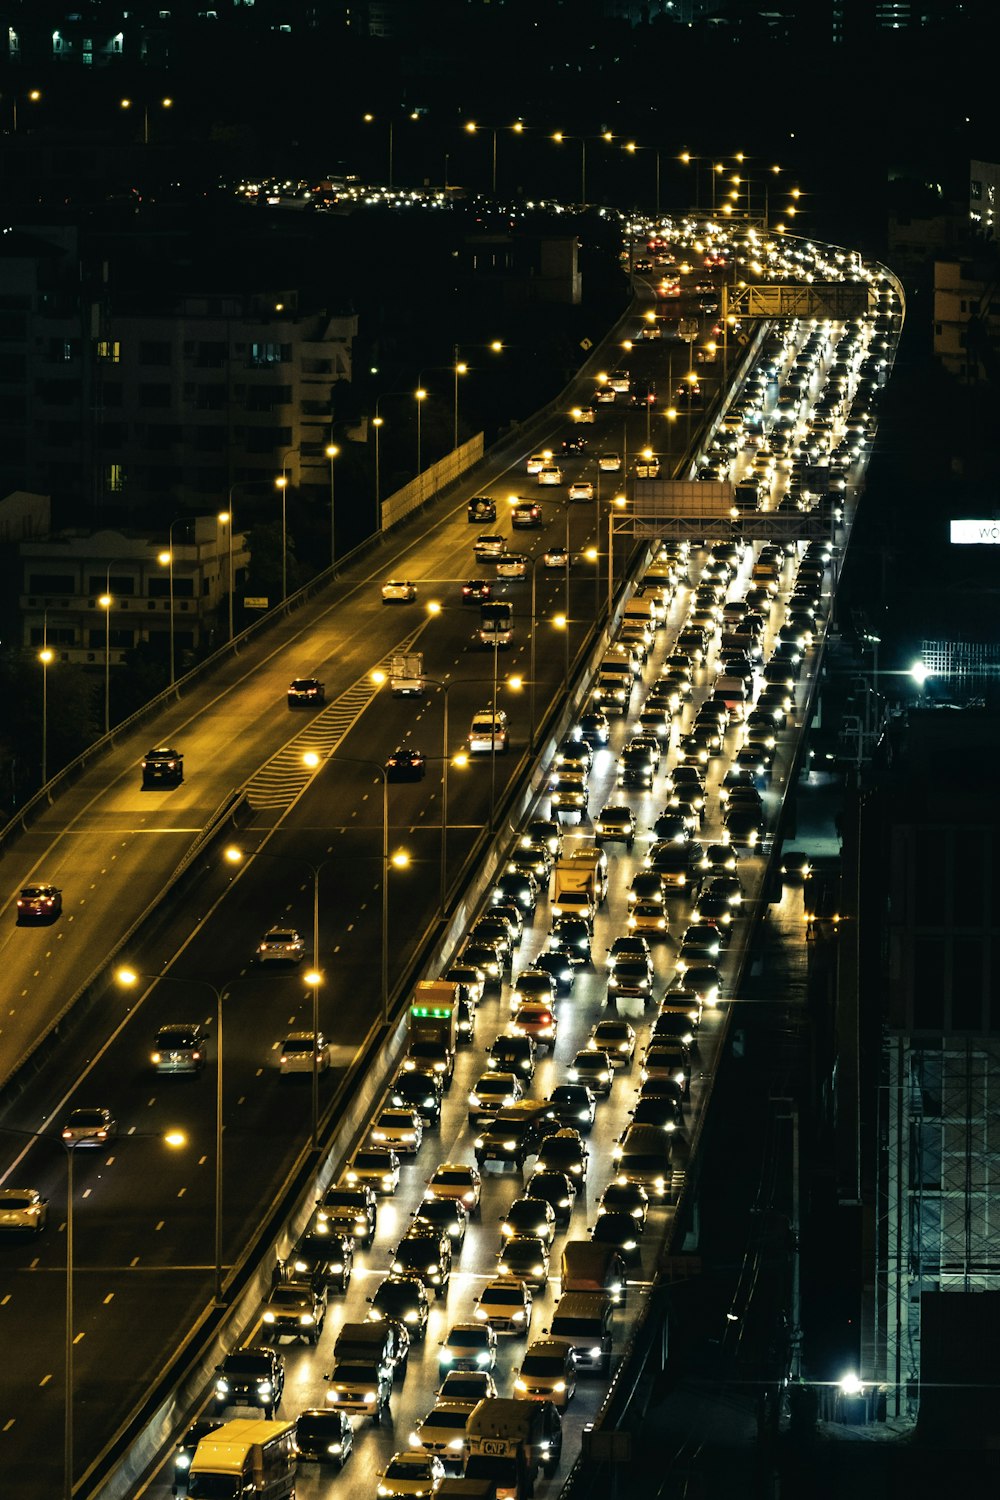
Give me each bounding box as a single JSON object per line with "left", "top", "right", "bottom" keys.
{"left": 38, "top": 1374, "right": 52, "bottom": 1388}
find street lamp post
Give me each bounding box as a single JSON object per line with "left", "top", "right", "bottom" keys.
{"left": 99, "top": 564, "right": 112, "bottom": 735}
{"left": 218, "top": 508, "right": 234, "bottom": 644}
{"left": 415, "top": 387, "right": 427, "bottom": 476}
{"left": 325, "top": 443, "right": 339, "bottom": 569}
{"left": 608, "top": 494, "right": 627, "bottom": 618}
{"left": 160, "top": 516, "right": 191, "bottom": 685}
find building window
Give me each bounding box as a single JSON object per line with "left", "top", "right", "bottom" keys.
{"left": 88, "top": 574, "right": 135, "bottom": 596}
{"left": 28, "top": 573, "right": 74, "bottom": 594}
{"left": 97, "top": 341, "right": 121, "bottom": 364}
{"left": 106, "top": 463, "right": 125, "bottom": 493}
{"left": 912, "top": 937, "right": 945, "bottom": 1031}
{"left": 250, "top": 342, "right": 287, "bottom": 367}
{"left": 971, "top": 180, "right": 983, "bottom": 201}
{"left": 139, "top": 385, "right": 171, "bottom": 409}
{"left": 139, "top": 341, "right": 172, "bottom": 366}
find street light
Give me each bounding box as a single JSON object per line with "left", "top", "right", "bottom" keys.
{"left": 372, "top": 391, "right": 415, "bottom": 510}
{"left": 325, "top": 443, "right": 339, "bottom": 569}
{"left": 217, "top": 509, "right": 233, "bottom": 644}
{"left": 464, "top": 120, "right": 525, "bottom": 195}
{"left": 11, "top": 87, "right": 41, "bottom": 133}
{"left": 39, "top": 642, "right": 53, "bottom": 785}
{"left": 98, "top": 568, "right": 112, "bottom": 736}
{"left": 362, "top": 109, "right": 419, "bottom": 189}
{"left": 552, "top": 130, "right": 588, "bottom": 204}
{"left": 624, "top": 140, "right": 661, "bottom": 215}
{"left": 120, "top": 95, "right": 172, "bottom": 146}
{"left": 301, "top": 751, "right": 409, "bottom": 1025}
{"left": 415, "top": 387, "right": 427, "bottom": 476}
{"left": 608, "top": 493, "right": 627, "bottom": 617}
{"left": 161, "top": 517, "right": 191, "bottom": 685}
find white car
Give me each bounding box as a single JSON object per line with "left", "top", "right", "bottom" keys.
{"left": 568, "top": 480, "right": 594, "bottom": 501}
{"left": 526, "top": 452, "right": 549, "bottom": 474}
{"left": 0, "top": 1188, "right": 47, "bottom": 1237}
{"left": 468, "top": 711, "right": 509, "bottom": 754}
{"left": 408, "top": 1400, "right": 475, "bottom": 1464}
{"left": 439, "top": 1321, "right": 497, "bottom": 1373}
{"left": 382, "top": 579, "right": 418, "bottom": 603}
{"left": 426, "top": 1162, "right": 482, "bottom": 1214}
{"left": 61, "top": 1107, "right": 117, "bottom": 1148}
{"left": 278, "top": 1032, "right": 330, "bottom": 1075}
{"left": 571, "top": 405, "right": 596, "bottom": 424}
{"left": 598, "top": 452, "right": 622, "bottom": 471}
{"left": 543, "top": 546, "right": 569, "bottom": 568}
{"left": 537, "top": 464, "right": 563, "bottom": 486}
{"left": 475, "top": 1277, "right": 533, "bottom": 1334}
{"left": 496, "top": 553, "right": 528, "bottom": 579}
{"left": 371, "top": 1107, "right": 423, "bottom": 1155}
{"left": 256, "top": 927, "right": 305, "bottom": 964}
{"left": 377, "top": 1452, "right": 445, "bottom": 1498}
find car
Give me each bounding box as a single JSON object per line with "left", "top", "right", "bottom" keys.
{"left": 468, "top": 496, "right": 497, "bottom": 522}
{"left": 172, "top": 1418, "right": 226, "bottom": 1489}
{"left": 628, "top": 900, "right": 669, "bottom": 939}
{"left": 724, "top": 804, "right": 764, "bottom": 849}
{"left": 414, "top": 1195, "right": 469, "bottom": 1246}
{"left": 525, "top": 817, "right": 563, "bottom": 856}
{"left": 438, "top": 1369, "right": 499, "bottom": 1404}
{"left": 543, "top": 545, "right": 569, "bottom": 568}
{"left": 461, "top": 939, "right": 504, "bottom": 985}
{"left": 344, "top": 1146, "right": 400, "bottom": 1195}
{"left": 386, "top": 747, "right": 427, "bottom": 782}
{"left": 151, "top": 1022, "right": 207, "bottom": 1075}
{"left": 381, "top": 579, "right": 418, "bottom": 603}
{"left": 472, "top": 914, "right": 514, "bottom": 965}
{"left": 475, "top": 1277, "right": 534, "bottom": 1335}
{"left": 530, "top": 949, "right": 576, "bottom": 995}
{"left": 468, "top": 1071, "right": 523, "bottom": 1125}
{"left": 462, "top": 578, "right": 493, "bottom": 603}
{"left": 261, "top": 1277, "right": 327, "bottom": 1344}
{"left": 606, "top": 958, "right": 654, "bottom": 1002}
{"left": 408, "top": 1399, "right": 476, "bottom": 1467}
{"left": 598, "top": 1180, "right": 649, "bottom": 1227}
{"left": 495, "top": 867, "right": 541, "bottom": 911}
{"left": 549, "top": 914, "right": 591, "bottom": 962}
{"left": 315, "top": 1184, "right": 376, "bottom": 1246}
{"left": 514, "top": 500, "right": 544, "bottom": 526}
{"left": 372, "top": 1107, "right": 424, "bottom": 1155}
{"left": 16, "top": 882, "right": 63, "bottom": 923}
{"left": 628, "top": 871, "right": 666, "bottom": 908}
{"left": 568, "top": 1048, "right": 613, "bottom": 1099}
{"left": 511, "top": 1002, "right": 558, "bottom": 1052}
{"left": 538, "top": 464, "right": 563, "bottom": 486}
{"left": 61, "top": 1107, "right": 116, "bottom": 1148}
{"left": 497, "top": 1236, "right": 550, "bottom": 1291}
{"left": 0, "top": 1187, "right": 48, "bottom": 1237}
{"left": 369, "top": 1273, "right": 431, "bottom": 1339}
{"left": 589, "top": 1019, "right": 637, "bottom": 1066}
{"left": 443, "top": 961, "right": 486, "bottom": 1007}
{"left": 569, "top": 479, "right": 594, "bottom": 501}
{"left": 691, "top": 887, "right": 735, "bottom": 931}
{"left": 279, "top": 1032, "right": 330, "bottom": 1076}
{"left": 141, "top": 747, "right": 183, "bottom": 787}
{"left": 294, "top": 1407, "right": 354, "bottom": 1469}
{"left": 547, "top": 1083, "right": 596, "bottom": 1133}
{"left": 577, "top": 710, "right": 610, "bottom": 745}
{"left": 536, "top": 1128, "right": 589, "bottom": 1179}
{"left": 675, "top": 963, "right": 722, "bottom": 1007}
{"left": 324, "top": 1357, "right": 392, "bottom": 1425}
{"left": 548, "top": 771, "right": 588, "bottom": 820}
{"left": 526, "top": 452, "right": 549, "bottom": 474}
{"left": 255, "top": 926, "right": 306, "bottom": 964}
{"left": 439, "top": 1321, "right": 497, "bottom": 1373}
{"left": 678, "top": 922, "right": 723, "bottom": 964}
{"left": 214, "top": 1347, "right": 284, "bottom": 1417}
{"left": 287, "top": 677, "right": 325, "bottom": 707}
{"left": 426, "top": 1162, "right": 482, "bottom": 1216}
{"left": 474, "top": 533, "right": 507, "bottom": 560}
{"left": 501, "top": 1195, "right": 557, "bottom": 1248}
{"left": 488, "top": 1031, "right": 536, "bottom": 1081}
{"left": 391, "top": 1226, "right": 452, "bottom": 1295}
{"left": 376, "top": 1453, "right": 446, "bottom": 1498}
{"left": 599, "top": 452, "right": 622, "bottom": 471}
{"left": 509, "top": 973, "right": 557, "bottom": 1019}
{"left": 514, "top": 1340, "right": 578, "bottom": 1409}
{"left": 497, "top": 552, "right": 528, "bottom": 579}
{"left": 591, "top": 1211, "right": 642, "bottom": 1268}
{"left": 390, "top": 1068, "right": 444, "bottom": 1126}
{"left": 468, "top": 709, "right": 509, "bottom": 755}
{"left": 594, "top": 805, "right": 637, "bottom": 848}
{"left": 524, "top": 1170, "right": 577, "bottom": 1228}
{"left": 283, "top": 1230, "right": 353, "bottom": 1293}
{"left": 607, "top": 934, "right": 652, "bottom": 969}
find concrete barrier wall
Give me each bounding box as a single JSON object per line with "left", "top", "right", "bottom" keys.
{"left": 380, "top": 434, "right": 485, "bottom": 532}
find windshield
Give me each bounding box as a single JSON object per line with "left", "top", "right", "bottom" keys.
{"left": 522, "top": 1354, "right": 567, "bottom": 1376}
{"left": 376, "top": 1285, "right": 417, "bottom": 1312}
{"left": 297, "top": 1415, "right": 340, "bottom": 1442}
{"left": 448, "top": 1329, "right": 488, "bottom": 1347}
{"left": 323, "top": 1191, "right": 362, "bottom": 1209}
{"left": 269, "top": 1288, "right": 307, "bottom": 1308}
{"left": 188, "top": 1479, "right": 240, "bottom": 1500}
{"left": 621, "top": 1152, "right": 668, "bottom": 1170}
{"left": 433, "top": 1171, "right": 472, "bottom": 1188}
{"left": 355, "top": 1152, "right": 390, "bottom": 1169}
{"left": 386, "top": 1460, "right": 431, "bottom": 1479}
{"left": 221, "top": 1355, "right": 268, "bottom": 1375}
{"left": 485, "top": 1286, "right": 523, "bottom": 1304}
{"left": 157, "top": 1030, "right": 196, "bottom": 1048}
{"left": 551, "top": 1317, "right": 601, "bottom": 1336}
{"left": 425, "top": 1411, "right": 468, "bottom": 1431}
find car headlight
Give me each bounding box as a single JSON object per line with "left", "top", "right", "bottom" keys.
{"left": 590, "top": 1346, "right": 602, "bottom": 1358}
{"left": 262, "top": 1311, "right": 276, "bottom": 1323}
{"left": 440, "top": 1351, "right": 453, "bottom": 1364}
{"left": 533, "top": 1265, "right": 544, "bottom": 1276}
{"left": 328, "top": 1442, "right": 343, "bottom": 1455}
{"left": 215, "top": 1379, "right": 229, "bottom": 1394}
{"left": 151, "top": 1052, "right": 161, "bottom": 1065}
{"left": 300, "top": 1312, "right": 315, "bottom": 1325}
{"left": 476, "top": 1351, "right": 491, "bottom": 1365}
{"left": 175, "top": 1453, "right": 192, "bottom": 1471}
{"left": 515, "top": 1378, "right": 528, "bottom": 1392}
{"left": 392, "top": 1261, "right": 404, "bottom": 1273}
{"left": 258, "top": 1382, "right": 273, "bottom": 1396}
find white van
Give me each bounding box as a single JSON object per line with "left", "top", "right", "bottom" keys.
{"left": 468, "top": 710, "right": 509, "bottom": 755}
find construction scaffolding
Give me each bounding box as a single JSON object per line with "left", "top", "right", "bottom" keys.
{"left": 876, "top": 1036, "right": 1000, "bottom": 1417}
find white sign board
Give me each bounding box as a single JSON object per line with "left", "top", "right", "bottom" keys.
{"left": 950, "top": 519, "right": 1000, "bottom": 545}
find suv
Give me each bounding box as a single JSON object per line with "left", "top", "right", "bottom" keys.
{"left": 141, "top": 746, "right": 183, "bottom": 787}
{"left": 368, "top": 1273, "right": 431, "bottom": 1339}
{"left": 315, "top": 1185, "right": 377, "bottom": 1247}
{"left": 151, "top": 1023, "right": 207, "bottom": 1075}
{"left": 214, "top": 1347, "right": 284, "bottom": 1417}
{"left": 261, "top": 1276, "right": 327, "bottom": 1345}
{"left": 468, "top": 496, "right": 497, "bottom": 522}
{"left": 389, "top": 1068, "right": 443, "bottom": 1127}
{"left": 391, "top": 1227, "right": 452, "bottom": 1295}
{"left": 475, "top": 1102, "right": 555, "bottom": 1170}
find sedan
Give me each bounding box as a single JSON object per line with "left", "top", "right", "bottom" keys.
{"left": 628, "top": 901, "right": 669, "bottom": 939}
{"left": 598, "top": 452, "right": 622, "bottom": 471}
{"left": 524, "top": 1170, "right": 577, "bottom": 1228}
{"left": 371, "top": 1108, "right": 424, "bottom": 1155}
{"left": 537, "top": 464, "right": 563, "bottom": 486}
{"left": 255, "top": 927, "right": 305, "bottom": 964}
{"left": 381, "top": 579, "right": 418, "bottom": 603}
{"left": 426, "top": 1162, "right": 482, "bottom": 1216}
{"left": 497, "top": 1236, "right": 550, "bottom": 1290}
{"left": 344, "top": 1146, "right": 400, "bottom": 1195}
{"left": 61, "top": 1107, "right": 116, "bottom": 1148}
{"left": 496, "top": 553, "right": 528, "bottom": 579}
{"left": 279, "top": 1032, "right": 330, "bottom": 1076}
{"left": 16, "top": 884, "right": 63, "bottom": 923}
{"left": 468, "top": 1071, "right": 523, "bottom": 1126}
{"left": 569, "top": 479, "right": 594, "bottom": 501}
{"left": 568, "top": 1048, "right": 613, "bottom": 1098}
{"left": 598, "top": 1180, "right": 649, "bottom": 1228}
{"left": 591, "top": 1211, "right": 642, "bottom": 1268}
{"left": 547, "top": 1083, "right": 596, "bottom": 1133}
{"left": 285, "top": 1230, "right": 353, "bottom": 1293}
{"left": 462, "top": 578, "right": 493, "bottom": 603}
{"left": 386, "top": 748, "right": 427, "bottom": 782}
{"left": 530, "top": 950, "right": 576, "bottom": 995}
{"left": 577, "top": 710, "right": 610, "bottom": 746}
{"left": 589, "top": 1020, "right": 637, "bottom": 1067}
{"left": 543, "top": 546, "right": 570, "bottom": 568}
{"left": 536, "top": 1129, "right": 589, "bottom": 1179}
{"left": 439, "top": 1322, "right": 497, "bottom": 1375}
{"left": 474, "top": 534, "right": 507, "bottom": 560}
{"left": 500, "top": 1196, "right": 557, "bottom": 1248}
{"left": 475, "top": 1278, "right": 533, "bottom": 1335}
{"left": 376, "top": 1453, "right": 446, "bottom": 1498}
{"left": 0, "top": 1188, "right": 48, "bottom": 1237}
{"left": 509, "top": 969, "right": 557, "bottom": 1013}
{"left": 511, "top": 1003, "right": 558, "bottom": 1052}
